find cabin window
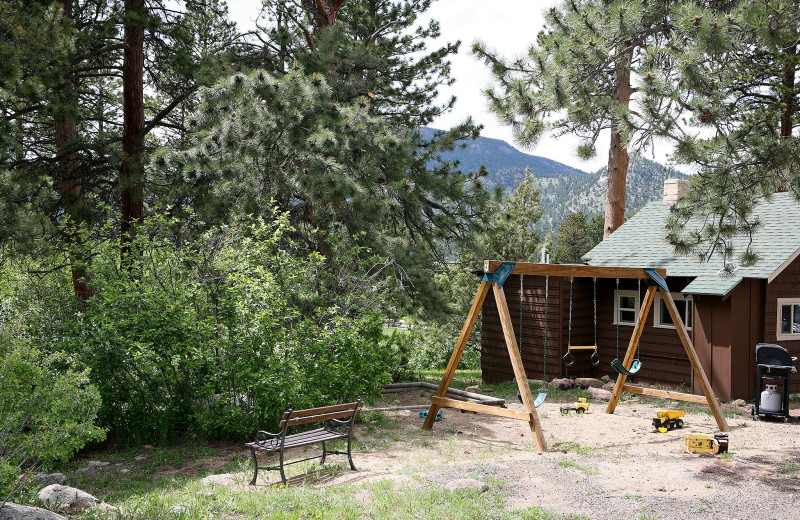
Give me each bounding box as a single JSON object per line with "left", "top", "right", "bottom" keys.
{"left": 654, "top": 294, "right": 692, "bottom": 330}
{"left": 614, "top": 290, "right": 640, "bottom": 326}
{"left": 777, "top": 298, "right": 800, "bottom": 340}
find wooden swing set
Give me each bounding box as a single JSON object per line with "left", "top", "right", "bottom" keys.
{"left": 422, "top": 261, "right": 729, "bottom": 452}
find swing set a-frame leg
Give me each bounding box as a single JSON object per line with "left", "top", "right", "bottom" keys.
{"left": 606, "top": 285, "right": 657, "bottom": 414}
{"left": 422, "top": 281, "right": 491, "bottom": 430}
{"left": 493, "top": 283, "right": 547, "bottom": 452}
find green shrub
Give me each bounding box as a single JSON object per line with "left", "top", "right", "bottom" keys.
{"left": 3, "top": 214, "right": 397, "bottom": 443}
{"left": 0, "top": 342, "right": 105, "bottom": 505}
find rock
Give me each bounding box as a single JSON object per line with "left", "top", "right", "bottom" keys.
{"left": 74, "top": 468, "right": 90, "bottom": 474}
{"left": 588, "top": 387, "right": 613, "bottom": 401}
{"left": 574, "top": 377, "right": 604, "bottom": 389}
{"left": 482, "top": 388, "right": 494, "bottom": 393}
{"left": 37, "top": 485, "right": 98, "bottom": 511}
{"left": 0, "top": 503, "right": 67, "bottom": 520}
{"left": 134, "top": 455, "right": 147, "bottom": 461}
{"left": 732, "top": 399, "right": 746, "bottom": 407}
{"left": 87, "top": 461, "right": 110, "bottom": 468}
{"left": 464, "top": 385, "right": 480, "bottom": 394}
{"left": 119, "top": 469, "right": 129, "bottom": 474}
{"left": 600, "top": 375, "right": 612, "bottom": 383}
{"left": 443, "top": 478, "right": 489, "bottom": 493}
{"left": 602, "top": 382, "right": 616, "bottom": 392}
{"left": 33, "top": 473, "right": 67, "bottom": 488}
{"left": 549, "top": 378, "right": 574, "bottom": 390}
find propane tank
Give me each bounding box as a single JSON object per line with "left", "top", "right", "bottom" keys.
{"left": 760, "top": 384, "right": 782, "bottom": 412}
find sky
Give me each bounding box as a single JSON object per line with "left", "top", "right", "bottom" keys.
{"left": 224, "top": 0, "right": 674, "bottom": 173}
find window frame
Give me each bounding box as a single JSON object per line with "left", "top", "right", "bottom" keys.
{"left": 653, "top": 293, "right": 693, "bottom": 331}
{"left": 776, "top": 298, "right": 800, "bottom": 341}
{"left": 613, "top": 289, "right": 640, "bottom": 326}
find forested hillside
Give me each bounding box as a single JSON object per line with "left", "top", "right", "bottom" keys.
{"left": 429, "top": 129, "right": 689, "bottom": 235}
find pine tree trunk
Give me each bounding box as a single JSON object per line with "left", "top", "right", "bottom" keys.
{"left": 55, "top": 0, "right": 93, "bottom": 304}
{"left": 777, "top": 43, "right": 796, "bottom": 193}
{"left": 120, "top": 0, "right": 145, "bottom": 266}
{"left": 603, "top": 49, "right": 633, "bottom": 239}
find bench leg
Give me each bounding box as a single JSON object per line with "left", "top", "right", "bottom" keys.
{"left": 279, "top": 446, "right": 287, "bottom": 484}
{"left": 320, "top": 441, "right": 327, "bottom": 465}
{"left": 249, "top": 448, "right": 258, "bottom": 485}
{"left": 346, "top": 435, "right": 356, "bottom": 471}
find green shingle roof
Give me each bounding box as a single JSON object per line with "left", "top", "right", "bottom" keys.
{"left": 582, "top": 192, "right": 800, "bottom": 296}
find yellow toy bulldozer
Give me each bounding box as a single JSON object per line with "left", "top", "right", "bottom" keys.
{"left": 560, "top": 398, "right": 589, "bottom": 414}
{"left": 682, "top": 431, "right": 729, "bottom": 454}
{"left": 652, "top": 410, "right": 685, "bottom": 433}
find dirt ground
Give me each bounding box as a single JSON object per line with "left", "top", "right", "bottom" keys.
{"left": 236, "top": 390, "right": 800, "bottom": 520}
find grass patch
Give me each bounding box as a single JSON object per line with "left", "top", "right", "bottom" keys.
{"left": 555, "top": 460, "right": 598, "bottom": 475}
{"left": 550, "top": 441, "right": 596, "bottom": 456}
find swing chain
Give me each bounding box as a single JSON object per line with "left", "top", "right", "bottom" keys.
{"left": 615, "top": 278, "right": 620, "bottom": 360}
{"left": 518, "top": 274, "right": 524, "bottom": 357}
{"left": 593, "top": 277, "right": 597, "bottom": 347}
{"left": 636, "top": 278, "right": 642, "bottom": 361}
{"left": 567, "top": 277, "right": 573, "bottom": 348}
{"left": 543, "top": 276, "right": 548, "bottom": 384}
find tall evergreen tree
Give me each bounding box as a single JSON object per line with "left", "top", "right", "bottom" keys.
{"left": 641, "top": 1, "right": 800, "bottom": 265}
{"left": 553, "top": 211, "right": 603, "bottom": 264}
{"left": 483, "top": 168, "right": 543, "bottom": 262}
{"left": 473, "top": 0, "right": 673, "bottom": 238}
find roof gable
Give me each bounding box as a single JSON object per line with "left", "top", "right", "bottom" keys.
{"left": 583, "top": 192, "right": 800, "bottom": 296}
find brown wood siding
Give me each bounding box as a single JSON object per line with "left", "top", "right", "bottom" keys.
{"left": 482, "top": 274, "right": 563, "bottom": 384}
{"left": 595, "top": 278, "right": 693, "bottom": 388}
{"left": 765, "top": 259, "right": 800, "bottom": 394}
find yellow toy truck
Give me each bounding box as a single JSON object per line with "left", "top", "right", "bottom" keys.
{"left": 560, "top": 398, "right": 589, "bottom": 414}
{"left": 652, "top": 410, "right": 685, "bottom": 433}
{"left": 682, "top": 431, "right": 729, "bottom": 454}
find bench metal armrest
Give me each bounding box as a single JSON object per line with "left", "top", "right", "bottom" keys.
{"left": 255, "top": 430, "right": 282, "bottom": 443}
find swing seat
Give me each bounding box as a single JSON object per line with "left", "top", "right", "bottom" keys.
{"left": 611, "top": 359, "right": 642, "bottom": 376}
{"left": 517, "top": 392, "right": 547, "bottom": 408}
{"left": 568, "top": 345, "right": 598, "bottom": 350}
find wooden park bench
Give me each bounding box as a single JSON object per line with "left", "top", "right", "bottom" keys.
{"left": 246, "top": 400, "right": 362, "bottom": 484}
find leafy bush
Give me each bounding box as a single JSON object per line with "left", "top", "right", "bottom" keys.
{"left": 0, "top": 342, "right": 105, "bottom": 506}
{"left": 3, "top": 214, "right": 397, "bottom": 443}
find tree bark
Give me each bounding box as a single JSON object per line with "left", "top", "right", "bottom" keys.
{"left": 120, "top": 0, "right": 145, "bottom": 265}
{"left": 55, "top": 0, "right": 93, "bottom": 304}
{"left": 603, "top": 48, "right": 633, "bottom": 239}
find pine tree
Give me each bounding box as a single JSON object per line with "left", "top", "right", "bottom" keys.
{"left": 155, "top": 70, "right": 489, "bottom": 310}
{"left": 641, "top": 1, "right": 800, "bottom": 266}
{"left": 553, "top": 211, "right": 603, "bottom": 264}
{"left": 473, "top": 0, "right": 674, "bottom": 239}
{"left": 483, "top": 168, "right": 543, "bottom": 262}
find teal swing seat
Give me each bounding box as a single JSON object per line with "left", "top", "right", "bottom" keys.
{"left": 611, "top": 358, "right": 642, "bottom": 376}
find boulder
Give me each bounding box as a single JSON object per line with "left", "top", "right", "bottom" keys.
{"left": 33, "top": 474, "right": 67, "bottom": 488}
{"left": 443, "top": 478, "right": 489, "bottom": 493}
{"left": 588, "top": 387, "right": 613, "bottom": 401}
{"left": 37, "top": 485, "right": 98, "bottom": 511}
{"left": 0, "top": 503, "right": 67, "bottom": 520}
{"left": 732, "top": 399, "right": 746, "bottom": 407}
{"left": 549, "top": 378, "right": 574, "bottom": 390}
{"left": 600, "top": 375, "right": 612, "bottom": 383}
{"left": 602, "top": 382, "right": 616, "bottom": 392}
{"left": 574, "top": 378, "right": 604, "bottom": 389}
{"left": 464, "top": 385, "right": 480, "bottom": 394}
{"left": 87, "top": 461, "right": 109, "bottom": 468}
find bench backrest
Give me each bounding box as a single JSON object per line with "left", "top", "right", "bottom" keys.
{"left": 279, "top": 400, "right": 362, "bottom": 429}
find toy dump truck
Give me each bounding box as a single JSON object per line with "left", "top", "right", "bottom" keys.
{"left": 681, "top": 431, "right": 729, "bottom": 454}
{"left": 652, "top": 410, "right": 685, "bottom": 433}
{"left": 560, "top": 398, "right": 589, "bottom": 414}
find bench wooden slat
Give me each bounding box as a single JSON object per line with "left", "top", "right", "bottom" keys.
{"left": 287, "top": 401, "right": 361, "bottom": 418}
{"left": 281, "top": 408, "right": 360, "bottom": 428}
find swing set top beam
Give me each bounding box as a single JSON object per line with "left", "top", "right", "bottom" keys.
{"left": 483, "top": 261, "right": 666, "bottom": 280}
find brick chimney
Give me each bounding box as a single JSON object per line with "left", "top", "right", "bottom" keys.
{"left": 663, "top": 179, "right": 690, "bottom": 205}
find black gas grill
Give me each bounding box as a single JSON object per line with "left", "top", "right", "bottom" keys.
{"left": 752, "top": 343, "right": 797, "bottom": 422}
